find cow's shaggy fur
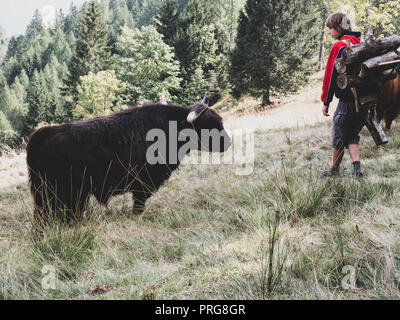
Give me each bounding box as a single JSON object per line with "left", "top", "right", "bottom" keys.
{"left": 377, "top": 73, "right": 400, "bottom": 130}
{"left": 26, "top": 103, "right": 230, "bottom": 222}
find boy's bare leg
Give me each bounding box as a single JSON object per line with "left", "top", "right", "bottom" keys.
{"left": 320, "top": 147, "right": 344, "bottom": 177}
{"left": 347, "top": 144, "right": 360, "bottom": 162}
{"left": 332, "top": 148, "right": 345, "bottom": 169}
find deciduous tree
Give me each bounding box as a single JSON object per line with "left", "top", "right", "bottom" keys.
{"left": 74, "top": 70, "right": 126, "bottom": 120}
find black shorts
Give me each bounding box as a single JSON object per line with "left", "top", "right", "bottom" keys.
{"left": 331, "top": 101, "right": 367, "bottom": 149}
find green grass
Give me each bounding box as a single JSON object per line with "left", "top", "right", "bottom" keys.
{"left": 1, "top": 119, "right": 400, "bottom": 300}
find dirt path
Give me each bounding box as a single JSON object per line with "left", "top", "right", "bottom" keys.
{"left": 0, "top": 152, "right": 26, "bottom": 189}
{"left": 224, "top": 83, "right": 334, "bottom": 131}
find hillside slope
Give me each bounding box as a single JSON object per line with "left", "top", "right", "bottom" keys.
{"left": 224, "top": 80, "right": 331, "bottom": 132}
{"left": 0, "top": 83, "right": 399, "bottom": 300}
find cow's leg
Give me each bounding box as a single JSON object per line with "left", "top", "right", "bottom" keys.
{"left": 63, "top": 168, "right": 92, "bottom": 222}
{"left": 132, "top": 194, "right": 146, "bottom": 215}
{"left": 55, "top": 175, "right": 90, "bottom": 223}
{"left": 93, "top": 189, "right": 110, "bottom": 206}
{"left": 34, "top": 177, "right": 64, "bottom": 225}
{"left": 385, "top": 118, "right": 393, "bottom": 130}
{"left": 31, "top": 183, "right": 48, "bottom": 227}
{"left": 132, "top": 191, "right": 152, "bottom": 215}
{"left": 132, "top": 199, "right": 145, "bottom": 215}
{"left": 375, "top": 104, "right": 384, "bottom": 123}
{"left": 65, "top": 186, "right": 91, "bottom": 222}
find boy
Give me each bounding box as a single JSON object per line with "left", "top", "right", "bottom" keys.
{"left": 320, "top": 12, "right": 366, "bottom": 178}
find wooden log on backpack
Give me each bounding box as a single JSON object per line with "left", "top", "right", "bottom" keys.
{"left": 337, "top": 74, "right": 364, "bottom": 89}
{"left": 342, "top": 35, "right": 400, "bottom": 64}
{"left": 335, "top": 58, "right": 347, "bottom": 74}
{"left": 359, "top": 51, "right": 400, "bottom": 79}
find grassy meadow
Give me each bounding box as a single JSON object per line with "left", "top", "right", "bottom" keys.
{"left": 1, "top": 95, "right": 400, "bottom": 300}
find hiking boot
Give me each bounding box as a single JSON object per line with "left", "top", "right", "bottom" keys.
{"left": 352, "top": 170, "right": 363, "bottom": 178}
{"left": 352, "top": 161, "right": 363, "bottom": 178}
{"left": 320, "top": 167, "right": 339, "bottom": 178}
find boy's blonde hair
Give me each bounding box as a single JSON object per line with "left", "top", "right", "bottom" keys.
{"left": 326, "top": 12, "right": 352, "bottom": 34}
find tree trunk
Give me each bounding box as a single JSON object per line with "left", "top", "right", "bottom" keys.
{"left": 318, "top": 5, "right": 327, "bottom": 71}
{"left": 364, "top": 1, "right": 370, "bottom": 37}
{"left": 261, "top": 89, "right": 271, "bottom": 107}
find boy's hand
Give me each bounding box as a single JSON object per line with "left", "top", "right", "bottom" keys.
{"left": 322, "top": 104, "right": 330, "bottom": 117}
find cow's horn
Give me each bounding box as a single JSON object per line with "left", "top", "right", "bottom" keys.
{"left": 201, "top": 91, "right": 209, "bottom": 104}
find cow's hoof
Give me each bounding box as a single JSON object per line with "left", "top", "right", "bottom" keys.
{"left": 132, "top": 206, "right": 145, "bottom": 215}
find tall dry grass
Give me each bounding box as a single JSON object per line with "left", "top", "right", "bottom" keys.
{"left": 0, "top": 105, "right": 399, "bottom": 300}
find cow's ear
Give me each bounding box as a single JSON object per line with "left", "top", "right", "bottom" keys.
{"left": 187, "top": 104, "right": 209, "bottom": 123}
{"left": 187, "top": 110, "right": 198, "bottom": 123}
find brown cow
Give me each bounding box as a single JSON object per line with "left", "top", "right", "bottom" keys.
{"left": 377, "top": 73, "right": 400, "bottom": 130}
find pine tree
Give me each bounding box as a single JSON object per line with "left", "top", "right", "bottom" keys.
{"left": 154, "top": 0, "right": 178, "bottom": 48}
{"left": 3, "top": 36, "right": 25, "bottom": 83}
{"left": 177, "top": 0, "right": 190, "bottom": 10}
{"left": 32, "top": 52, "right": 42, "bottom": 73}
{"left": 4, "top": 37, "right": 19, "bottom": 62}
{"left": 63, "top": 4, "right": 81, "bottom": 37}
{"left": 0, "top": 26, "right": 8, "bottom": 64}
{"left": 0, "top": 82, "right": 27, "bottom": 135}
{"left": 11, "top": 76, "right": 27, "bottom": 107}
{"left": 175, "top": 0, "right": 211, "bottom": 73}
{"left": 55, "top": 8, "right": 66, "bottom": 29}
{"left": 105, "top": 0, "right": 135, "bottom": 53}
{"left": 0, "top": 110, "right": 18, "bottom": 146}
{"left": 230, "top": 0, "right": 322, "bottom": 106}
{"left": 113, "top": 25, "right": 181, "bottom": 104}
{"left": 19, "top": 70, "right": 30, "bottom": 88}
{"left": 130, "top": 0, "right": 161, "bottom": 28}
{"left": 207, "top": 0, "right": 246, "bottom": 102}
{"left": 0, "top": 70, "right": 6, "bottom": 88}
{"left": 62, "top": 0, "right": 111, "bottom": 120}
{"left": 43, "top": 26, "right": 74, "bottom": 67}
{"left": 10, "top": 76, "right": 29, "bottom": 132}
{"left": 26, "top": 9, "right": 44, "bottom": 39}
{"left": 0, "top": 85, "right": 18, "bottom": 121}
{"left": 43, "top": 64, "right": 62, "bottom": 122}
{"left": 25, "top": 70, "right": 50, "bottom": 133}
{"left": 174, "top": 0, "right": 224, "bottom": 104}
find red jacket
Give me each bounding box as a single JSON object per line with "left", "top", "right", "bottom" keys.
{"left": 321, "top": 31, "right": 362, "bottom": 106}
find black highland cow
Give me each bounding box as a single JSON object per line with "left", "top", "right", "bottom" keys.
{"left": 27, "top": 103, "right": 231, "bottom": 222}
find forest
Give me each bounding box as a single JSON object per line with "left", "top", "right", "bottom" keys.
{"left": 0, "top": 0, "right": 399, "bottom": 147}
{"left": 1, "top": 0, "right": 400, "bottom": 301}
